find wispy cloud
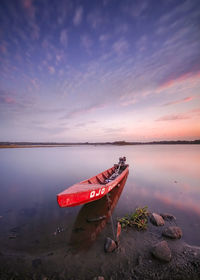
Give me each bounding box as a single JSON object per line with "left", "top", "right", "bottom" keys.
{"left": 73, "top": 6, "right": 83, "bottom": 26}
{"left": 60, "top": 29, "right": 68, "bottom": 46}
{"left": 123, "top": 0, "right": 148, "bottom": 18}
{"left": 87, "top": 10, "right": 105, "bottom": 29}
{"left": 112, "top": 38, "right": 129, "bottom": 55}
{"left": 48, "top": 66, "right": 55, "bottom": 74}
{"left": 156, "top": 114, "right": 190, "bottom": 122}
{"left": 158, "top": 71, "right": 200, "bottom": 92}
{"left": 156, "top": 107, "right": 200, "bottom": 122}
{"left": 21, "top": 0, "right": 36, "bottom": 19}
{"left": 81, "top": 34, "right": 93, "bottom": 53}
{"left": 163, "top": 96, "right": 193, "bottom": 106}
{"left": 0, "top": 89, "right": 16, "bottom": 105}
{"left": 62, "top": 103, "right": 105, "bottom": 119}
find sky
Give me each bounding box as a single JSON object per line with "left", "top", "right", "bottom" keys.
{"left": 0, "top": 0, "right": 200, "bottom": 142}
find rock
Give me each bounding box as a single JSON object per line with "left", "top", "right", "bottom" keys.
{"left": 47, "top": 252, "right": 54, "bottom": 256}
{"left": 150, "top": 213, "right": 165, "bottom": 226}
{"left": 160, "top": 213, "right": 176, "bottom": 221}
{"left": 93, "top": 277, "right": 104, "bottom": 280}
{"left": 32, "top": 258, "right": 42, "bottom": 268}
{"left": 152, "top": 240, "right": 172, "bottom": 262}
{"left": 9, "top": 234, "right": 17, "bottom": 239}
{"left": 104, "top": 237, "right": 117, "bottom": 253}
{"left": 137, "top": 255, "right": 142, "bottom": 265}
{"left": 162, "top": 226, "right": 182, "bottom": 239}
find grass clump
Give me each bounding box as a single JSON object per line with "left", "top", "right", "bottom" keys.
{"left": 118, "top": 206, "right": 148, "bottom": 230}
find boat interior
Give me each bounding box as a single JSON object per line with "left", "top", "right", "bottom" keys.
{"left": 83, "top": 163, "right": 128, "bottom": 185}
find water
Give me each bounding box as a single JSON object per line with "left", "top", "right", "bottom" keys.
{"left": 0, "top": 145, "right": 200, "bottom": 269}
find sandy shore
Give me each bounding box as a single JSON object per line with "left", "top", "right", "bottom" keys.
{"left": 0, "top": 217, "right": 200, "bottom": 280}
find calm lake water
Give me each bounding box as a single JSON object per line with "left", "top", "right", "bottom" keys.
{"left": 0, "top": 144, "right": 200, "bottom": 259}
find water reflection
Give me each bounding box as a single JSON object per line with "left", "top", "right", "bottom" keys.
{"left": 70, "top": 173, "right": 128, "bottom": 251}
{"left": 0, "top": 144, "right": 200, "bottom": 251}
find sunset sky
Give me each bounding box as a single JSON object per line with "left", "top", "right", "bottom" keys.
{"left": 0, "top": 0, "right": 200, "bottom": 142}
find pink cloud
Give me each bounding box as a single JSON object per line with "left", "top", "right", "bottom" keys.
{"left": 60, "top": 29, "right": 68, "bottom": 46}
{"left": 73, "top": 6, "right": 83, "bottom": 26}
{"left": 21, "top": 0, "right": 35, "bottom": 19}
{"left": 163, "top": 96, "right": 193, "bottom": 106}
{"left": 158, "top": 71, "right": 200, "bottom": 91}
{"left": 0, "top": 94, "right": 16, "bottom": 105}
{"left": 0, "top": 43, "right": 7, "bottom": 54}
{"left": 48, "top": 66, "right": 55, "bottom": 74}
{"left": 81, "top": 34, "right": 93, "bottom": 53}
{"left": 63, "top": 103, "right": 106, "bottom": 119}
{"left": 156, "top": 114, "right": 190, "bottom": 122}
{"left": 156, "top": 107, "right": 200, "bottom": 122}
{"left": 112, "top": 38, "right": 129, "bottom": 55}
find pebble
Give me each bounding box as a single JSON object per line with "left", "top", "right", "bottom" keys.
{"left": 32, "top": 258, "right": 42, "bottom": 268}
{"left": 104, "top": 237, "right": 117, "bottom": 253}
{"left": 137, "top": 255, "right": 142, "bottom": 265}
{"left": 162, "top": 226, "right": 182, "bottom": 239}
{"left": 150, "top": 213, "right": 165, "bottom": 226}
{"left": 151, "top": 240, "right": 172, "bottom": 262}
{"left": 9, "top": 234, "right": 17, "bottom": 239}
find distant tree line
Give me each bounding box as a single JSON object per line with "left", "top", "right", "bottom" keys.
{"left": 0, "top": 139, "right": 200, "bottom": 147}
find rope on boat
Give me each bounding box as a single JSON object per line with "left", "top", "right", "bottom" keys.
{"left": 106, "top": 193, "right": 116, "bottom": 241}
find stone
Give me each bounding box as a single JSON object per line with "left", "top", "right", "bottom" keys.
{"left": 32, "top": 258, "right": 42, "bottom": 268}
{"left": 137, "top": 255, "right": 142, "bottom": 265}
{"left": 150, "top": 213, "right": 165, "bottom": 226}
{"left": 93, "top": 277, "right": 104, "bottom": 280}
{"left": 104, "top": 237, "right": 117, "bottom": 253}
{"left": 162, "top": 226, "right": 182, "bottom": 239}
{"left": 160, "top": 213, "right": 176, "bottom": 221}
{"left": 152, "top": 240, "right": 172, "bottom": 262}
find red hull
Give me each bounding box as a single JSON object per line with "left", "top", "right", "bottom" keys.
{"left": 57, "top": 164, "right": 129, "bottom": 207}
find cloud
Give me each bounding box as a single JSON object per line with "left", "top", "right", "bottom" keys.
{"left": 103, "top": 127, "right": 126, "bottom": 134}
{"left": 30, "top": 22, "right": 40, "bottom": 40}
{"left": 163, "top": 96, "right": 194, "bottom": 106}
{"left": 123, "top": 0, "right": 148, "bottom": 18}
{"left": 156, "top": 114, "right": 190, "bottom": 122}
{"left": 75, "top": 120, "right": 97, "bottom": 127}
{"left": 81, "top": 34, "right": 93, "bottom": 53}
{"left": 21, "top": 0, "right": 35, "bottom": 19}
{"left": 0, "top": 96, "right": 16, "bottom": 105}
{"left": 62, "top": 103, "right": 105, "bottom": 119}
{"left": 112, "top": 38, "right": 129, "bottom": 55}
{"left": 48, "top": 66, "right": 55, "bottom": 74}
{"left": 99, "top": 34, "right": 110, "bottom": 43}
{"left": 87, "top": 10, "right": 105, "bottom": 29}
{"left": 0, "top": 42, "right": 7, "bottom": 54}
{"left": 158, "top": 71, "right": 200, "bottom": 92}
{"left": 60, "top": 29, "right": 68, "bottom": 46}
{"left": 73, "top": 6, "right": 83, "bottom": 26}
{"left": 0, "top": 89, "right": 16, "bottom": 105}
{"left": 157, "top": 107, "right": 200, "bottom": 122}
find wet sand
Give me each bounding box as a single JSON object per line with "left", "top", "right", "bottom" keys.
{"left": 1, "top": 213, "right": 200, "bottom": 280}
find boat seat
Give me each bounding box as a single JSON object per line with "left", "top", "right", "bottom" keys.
{"left": 96, "top": 176, "right": 105, "bottom": 184}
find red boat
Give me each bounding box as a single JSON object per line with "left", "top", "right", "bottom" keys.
{"left": 57, "top": 157, "right": 129, "bottom": 207}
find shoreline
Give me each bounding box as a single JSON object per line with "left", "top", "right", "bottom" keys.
{"left": 1, "top": 214, "right": 200, "bottom": 280}
{"left": 0, "top": 142, "right": 200, "bottom": 149}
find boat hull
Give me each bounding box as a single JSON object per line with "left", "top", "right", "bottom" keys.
{"left": 57, "top": 164, "right": 129, "bottom": 207}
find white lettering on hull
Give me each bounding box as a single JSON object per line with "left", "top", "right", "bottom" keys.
{"left": 90, "top": 187, "right": 106, "bottom": 198}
